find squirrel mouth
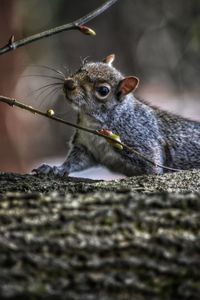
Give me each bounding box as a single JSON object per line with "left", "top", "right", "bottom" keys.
{"left": 64, "top": 93, "right": 86, "bottom": 111}
{"left": 64, "top": 93, "right": 73, "bottom": 103}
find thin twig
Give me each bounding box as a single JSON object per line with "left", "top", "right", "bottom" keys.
{"left": 0, "top": 0, "right": 119, "bottom": 55}
{"left": 0, "top": 95, "right": 181, "bottom": 173}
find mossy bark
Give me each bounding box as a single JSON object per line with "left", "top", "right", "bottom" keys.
{"left": 0, "top": 170, "right": 200, "bottom": 299}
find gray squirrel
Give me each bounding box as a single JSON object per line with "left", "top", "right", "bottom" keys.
{"left": 34, "top": 54, "right": 200, "bottom": 176}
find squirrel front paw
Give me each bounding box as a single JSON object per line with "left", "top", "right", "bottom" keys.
{"left": 32, "top": 164, "right": 69, "bottom": 176}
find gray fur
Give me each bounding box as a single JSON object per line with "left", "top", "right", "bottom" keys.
{"left": 34, "top": 58, "right": 200, "bottom": 176}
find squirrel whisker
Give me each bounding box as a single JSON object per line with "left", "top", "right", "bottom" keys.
{"left": 28, "top": 64, "right": 65, "bottom": 79}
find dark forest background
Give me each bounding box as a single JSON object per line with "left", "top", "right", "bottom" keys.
{"left": 0, "top": 0, "right": 200, "bottom": 176}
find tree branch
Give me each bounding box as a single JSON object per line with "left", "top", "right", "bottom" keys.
{"left": 0, "top": 0, "right": 119, "bottom": 55}
{"left": 0, "top": 95, "right": 181, "bottom": 173}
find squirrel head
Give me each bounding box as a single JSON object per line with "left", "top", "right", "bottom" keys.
{"left": 63, "top": 54, "right": 139, "bottom": 119}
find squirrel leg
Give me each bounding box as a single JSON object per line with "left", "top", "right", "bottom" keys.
{"left": 147, "top": 148, "right": 164, "bottom": 175}
{"left": 32, "top": 144, "right": 96, "bottom": 176}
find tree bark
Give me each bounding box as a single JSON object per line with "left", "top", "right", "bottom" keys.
{"left": 0, "top": 170, "right": 200, "bottom": 299}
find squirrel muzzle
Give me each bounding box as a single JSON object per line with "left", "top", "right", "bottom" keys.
{"left": 64, "top": 78, "right": 77, "bottom": 92}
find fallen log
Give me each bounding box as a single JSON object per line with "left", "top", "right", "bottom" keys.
{"left": 0, "top": 170, "right": 200, "bottom": 299}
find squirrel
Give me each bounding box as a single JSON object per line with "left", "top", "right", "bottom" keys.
{"left": 34, "top": 54, "right": 200, "bottom": 177}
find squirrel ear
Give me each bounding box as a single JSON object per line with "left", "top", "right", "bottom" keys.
{"left": 118, "top": 76, "right": 139, "bottom": 97}
{"left": 102, "top": 54, "right": 115, "bottom": 65}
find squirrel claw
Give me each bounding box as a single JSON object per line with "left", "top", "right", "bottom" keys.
{"left": 32, "top": 164, "right": 69, "bottom": 177}
{"left": 32, "top": 164, "right": 52, "bottom": 175}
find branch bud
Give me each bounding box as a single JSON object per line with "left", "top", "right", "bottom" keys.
{"left": 46, "top": 109, "right": 55, "bottom": 117}
{"left": 78, "top": 25, "right": 96, "bottom": 36}
{"left": 98, "top": 129, "right": 123, "bottom": 150}
{"left": 9, "top": 35, "right": 15, "bottom": 45}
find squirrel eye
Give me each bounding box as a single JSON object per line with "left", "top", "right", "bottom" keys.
{"left": 95, "top": 84, "right": 110, "bottom": 99}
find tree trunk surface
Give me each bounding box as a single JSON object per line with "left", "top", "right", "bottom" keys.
{"left": 0, "top": 170, "right": 200, "bottom": 300}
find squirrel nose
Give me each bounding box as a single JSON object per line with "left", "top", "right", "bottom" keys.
{"left": 64, "top": 78, "right": 76, "bottom": 91}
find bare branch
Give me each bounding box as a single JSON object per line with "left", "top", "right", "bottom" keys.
{"left": 75, "top": 0, "right": 119, "bottom": 25}
{"left": 0, "top": 95, "right": 181, "bottom": 173}
{"left": 0, "top": 0, "right": 119, "bottom": 55}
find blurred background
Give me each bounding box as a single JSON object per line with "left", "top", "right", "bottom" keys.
{"left": 0, "top": 0, "right": 200, "bottom": 178}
